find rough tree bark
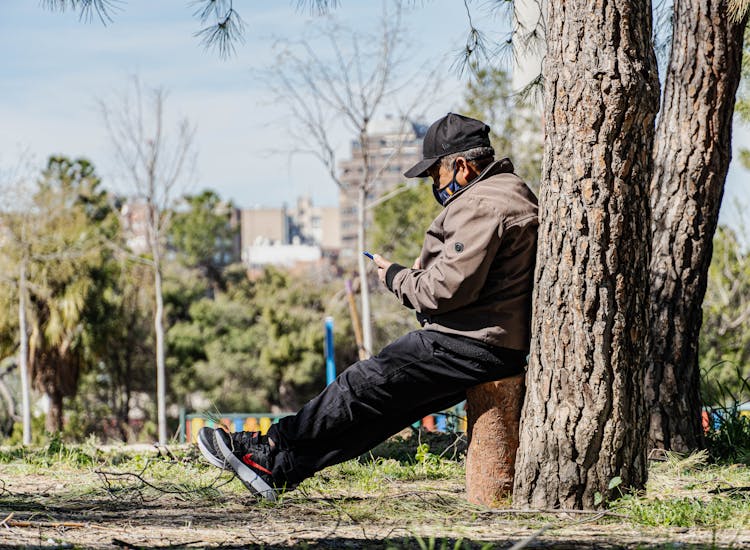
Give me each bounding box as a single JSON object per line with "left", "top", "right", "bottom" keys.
{"left": 647, "top": 0, "right": 749, "bottom": 453}
{"left": 513, "top": 0, "right": 660, "bottom": 508}
{"left": 465, "top": 374, "right": 525, "bottom": 506}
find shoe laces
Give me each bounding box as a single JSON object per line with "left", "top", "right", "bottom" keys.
{"left": 230, "top": 430, "right": 268, "bottom": 452}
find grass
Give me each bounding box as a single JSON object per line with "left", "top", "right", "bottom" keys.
{"left": 611, "top": 451, "right": 750, "bottom": 529}
{"left": 0, "top": 434, "right": 749, "bottom": 548}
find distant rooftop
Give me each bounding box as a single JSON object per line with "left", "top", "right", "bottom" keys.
{"left": 367, "top": 115, "right": 428, "bottom": 138}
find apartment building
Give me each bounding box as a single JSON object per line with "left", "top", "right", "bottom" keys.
{"left": 239, "top": 197, "right": 341, "bottom": 268}
{"left": 338, "top": 115, "right": 427, "bottom": 256}
{"left": 121, "top": 198, "right": 241, "bottom": 266}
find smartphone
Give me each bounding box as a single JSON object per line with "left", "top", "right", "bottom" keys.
{"left": 363, "top": 251, "right": 374, "bottom": 260}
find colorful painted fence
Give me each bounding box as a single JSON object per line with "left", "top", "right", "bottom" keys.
{"left": 182, "top": 403, "right": 467, "bottom": 443}
{"left": 183, "top": 413, "right": 293, "bottom": 444}
{"left": 183, "top": 403, "right": 750, "bottom": 444}
{"left": 703, "top": 404, "right": 750, "bottom": 432}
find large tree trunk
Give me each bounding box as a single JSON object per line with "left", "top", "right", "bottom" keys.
{"left": 513, "top": 0, "right": 660, "bottom": 509}
{"left": 647, "top": 0, "right": 748, "bottom": 453}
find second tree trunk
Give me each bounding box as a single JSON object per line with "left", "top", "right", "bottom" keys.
{"left": 647, "top": 0, "right": 748, "bottom": 453}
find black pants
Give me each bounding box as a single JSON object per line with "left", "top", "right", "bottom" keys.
{"left": 267, "top": 329, "right": 527, "bottom": 485}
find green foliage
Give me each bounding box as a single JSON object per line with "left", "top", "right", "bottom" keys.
{"left": 737, "top": 24, "right": 750, "bottom": 169}
{"left": 0, "top": 282, "right": 19, "bottom": 361}
{"left": 614, "top": 494, "right": 748, "bottom": 528}
{"left": 318, "top": 440, "right": 463, "bottom": 486}
{"left": 463, "top": 67, "right": 515, "bottom": 155}
{"left": 0, "top": 433, "right": 92, "bottom": 467}
{"left": 705, "top": 393, "right": 750, "bottom": 465}
{"left": 741, "top": 148, "right": 750, "bottom": 170}
{"left": 700, "top": 225, "right": 750, "bottom": 404}
{"left": 0, "top": 156, "right": 120, "bottom": 432}
{"left": 414, "top": 443, "right": 453, "bottom": 478}
{"left": 370, "top": 181, "right": 442, "bottom": 350}
{"left": 5, "top": 414, "right": 48, "bottom": 446}
{"left": 167, "top": 266, "right": 356, "bottom": 412}
{"left": 610, "top": 452, "right": 750, "bottom": 529}
{"left": 461, "top": 66, "right": 543, "bottom": 192}
{"left": 371, "top": 181, "right": 441, "bottom": 266}
{"left": 77, "top": 260, "right": 155, "bottom": 441}
{"left": 169, "top": 189, "right": 239, "bottom": 288}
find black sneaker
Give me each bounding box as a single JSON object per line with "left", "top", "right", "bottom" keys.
{"left": 197, "top": 427, "right": 266, "bottom": 471}
{"left": 213, "top": 428, "right": 280, "bottom": 501}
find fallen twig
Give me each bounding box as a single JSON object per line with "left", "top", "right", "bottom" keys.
{"left": 0, "top": 511, "right": 13, "bottom": 527}
{"left": 153, "top": 443, "right": 178, "bottom": 462}
{"left": 5, "top": 519, "right": 86, "bottom": 529}
{"left": 480, "top": 508, "right": 629, "bottom": 519}
{"left": 648, "top": 448, "right": 671, "bottom": 462}
{"left": 95, "top": 464, "right": 233, "bottom": 501}
{"left": 709, "top": 485, "right": 750, "bottom": 494}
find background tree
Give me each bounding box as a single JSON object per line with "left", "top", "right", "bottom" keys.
{"left": 738, "top": 23, "right": 750, "bottom": 169}
{"left": 700, "top": 223, "right": 750, "bottom": 405}
{"left": 167, "top": 266, "right": 356, "bottom": 413}
{"left": 0, "top": 172, "right": 35, "bottom": 444}
{"left": 461, "top": 66, "right": 543, "bottom": 192}
{"left": 513, "top": 0, "right": 660, "bottom": 508}
{"left": 80, "top": 259, "right": 154, "bottom": 441}
{"left": 646, "top": 0, "right": 749, "bottom": 453}
{"left": 371, "top": 181, "right": 441, "bottom": 266}
{"left": 0, "top": 157, "right": 118, "bottom": 435}
{"left": 101, "top": 78, "right": 196, "bottom": 444}
{"left": 266, "top": 6, "right": 431, "bottom": 357}
{"left": 170, "top": 189, "right": 239, "bottom": 291}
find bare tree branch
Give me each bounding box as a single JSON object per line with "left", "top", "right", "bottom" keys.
{"left": 263, "top": 4, "right": 435, "bottom": 355}
{"left": 99, "top": 76, "right": 196, "bottom": 444}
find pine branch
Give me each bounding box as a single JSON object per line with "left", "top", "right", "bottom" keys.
{"left": 40, "top": 0, "right": 122, "bottom": 25}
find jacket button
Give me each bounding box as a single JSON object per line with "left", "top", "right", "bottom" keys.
{"left": 455, "top": 242, "right": 464, "bottom": 252}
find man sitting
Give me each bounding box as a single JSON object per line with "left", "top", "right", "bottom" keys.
{"left": 197, "top": 113, "right": 539, "bottom": 501}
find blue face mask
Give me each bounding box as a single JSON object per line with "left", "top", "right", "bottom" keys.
{"left": 432, "top": 167, "right": 462, "bottom": 206}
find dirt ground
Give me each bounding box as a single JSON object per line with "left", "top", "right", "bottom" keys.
{"left": 1, "top": 468, "right": 748, "bottom": 550}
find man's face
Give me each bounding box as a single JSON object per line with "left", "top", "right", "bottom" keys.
{"left": 427, "top": 162, "right": 453, "bottom": 190}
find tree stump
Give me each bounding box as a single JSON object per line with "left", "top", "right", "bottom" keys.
{"left": 465, "top": 373, "right": 525, "bottom": 506}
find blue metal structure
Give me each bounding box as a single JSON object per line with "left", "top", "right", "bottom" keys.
{"left": 325, "top": 316, "right": 336, "bottom": 386}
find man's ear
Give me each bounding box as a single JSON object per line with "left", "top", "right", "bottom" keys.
{"left": 454, "top": 156, "right": 468, "bottom": 174}
{"left": 454, "top": 157, "right": 473, "bottom": 181}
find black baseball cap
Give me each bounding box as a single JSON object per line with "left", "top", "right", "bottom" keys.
{"left": 404, "top": 113, "right": 491, "bottom": 178}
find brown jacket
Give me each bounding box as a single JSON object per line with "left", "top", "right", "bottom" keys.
{"left": 385, "top": 159, "right": 538, "bottom": 350}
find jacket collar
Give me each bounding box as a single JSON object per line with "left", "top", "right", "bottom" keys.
{"left": 442, "top": 157, "right": 515, "bottom": 206}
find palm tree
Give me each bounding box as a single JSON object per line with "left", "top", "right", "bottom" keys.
{"left": 21, "top": 157, "right": 116, "bottom": 433}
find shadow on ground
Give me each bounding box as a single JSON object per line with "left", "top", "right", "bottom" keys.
{"left": 0, "top": 537, "right": 742, "bottom": 549}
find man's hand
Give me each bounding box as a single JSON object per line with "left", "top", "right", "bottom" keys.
{"left": 373, "top": 254, "right": 393, "bottom": 286}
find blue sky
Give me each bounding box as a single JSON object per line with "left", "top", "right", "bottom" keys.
{"left": 0, "top": 1, "right": 477, "bottom": 209}
{"left": 0, "top": 0, "right": 747, "bottom": 229}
